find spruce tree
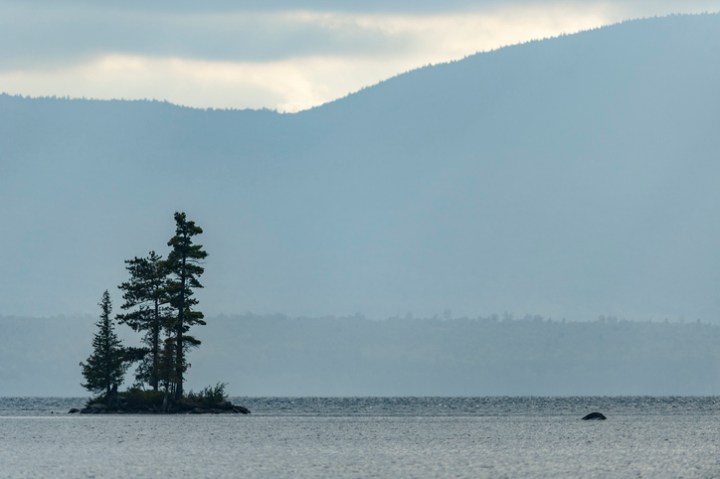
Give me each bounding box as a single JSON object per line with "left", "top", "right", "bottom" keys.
{"left": 80, "top": 290, "right": 127, "bottom": 399}
{"left": 117, "top": 251, "right": 170, "bottom": 391}
{"left": 166, "top": 212, "right": 207, "bottom": 399}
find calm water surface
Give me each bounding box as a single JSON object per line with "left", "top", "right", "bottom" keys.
{"left": 1, "top": 397, "right": 719, "bottom": 478}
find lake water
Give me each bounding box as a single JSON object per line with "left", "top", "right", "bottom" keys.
{"left": 1, "top": 397, "right": 719, "bottom": 478}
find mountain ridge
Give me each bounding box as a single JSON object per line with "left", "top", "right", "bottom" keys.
{"left": 1, "top": 13, "right": 719, "bottom": 320}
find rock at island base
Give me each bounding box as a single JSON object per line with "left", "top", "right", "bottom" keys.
{"left": 233, "top": 405, "right": 251, "bottom": 414}
{"left": 582, "top": 412, "right": 607, "bottom": 420}
{"left": 73, "top": 400, "right": 250, "bottom": 415}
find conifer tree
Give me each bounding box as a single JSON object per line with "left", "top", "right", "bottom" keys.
{"left": 165, "top": 212, "right": 207, "bottom": 399}
{"left": 117, "top": 251, "right": 170, "bottom": 391}
{"left": 80, "top": 290, "right": 127, "bottom": 399}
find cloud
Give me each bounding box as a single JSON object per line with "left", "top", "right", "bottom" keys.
{"left": 0, "top": 7, "right": 414, "bottom": 70}
{"left": 0, "top": 1, "right": 527, "bottom": 15}
{"left": 0, "top": 54, "right": 352, "bottom": 111}
{"left": 8, "top": 0, "right": 719, "bottom": 13}
{"left": 1, "top": 1, "right": 718, "bottom": 110}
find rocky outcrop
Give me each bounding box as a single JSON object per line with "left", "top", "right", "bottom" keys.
{"left": 176, "top": 400, "right": 251, "bottom": 415}
{"left": 188, "top": 404, "right": 251, "bottom": 415}
{"left": 75, "top": 398, "right": 250, "bottom": 415}
{"left": 582, "top": 412, "right": 607, "bottom": 420}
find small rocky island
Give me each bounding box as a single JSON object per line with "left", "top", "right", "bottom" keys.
{"left": 75, "top": 213, "right": 249, "bottom": 416}
{"left": 71, "top": 384, "right": 250, "bottom": 415}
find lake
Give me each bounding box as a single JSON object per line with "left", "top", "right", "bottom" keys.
{"left": 1, "top": 397, "right": 719, "bottom": 478}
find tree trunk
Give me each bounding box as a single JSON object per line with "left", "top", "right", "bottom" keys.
{"left": 174, "top": 254, "right": 187, "bottom": 400}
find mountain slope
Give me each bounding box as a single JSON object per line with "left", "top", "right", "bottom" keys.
{"left": 1, "top": 13, "right": 719, "bottom": 320}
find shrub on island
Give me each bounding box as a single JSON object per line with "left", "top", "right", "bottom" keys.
{"left": 79, "top": 383, "right": 250, "bottom": 414}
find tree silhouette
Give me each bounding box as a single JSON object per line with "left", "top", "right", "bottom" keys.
{"left": 165, "top": 212, "right": 207, "bottom": 399}
{"left": 80, "top": 290, "right": 127, "bottom": 399}
{"left": 117, "top": 251, "right": 171, "bottom": 391}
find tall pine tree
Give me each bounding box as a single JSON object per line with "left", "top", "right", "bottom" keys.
{"left": 117, "top": 251, "right": 170, "bottom": 391}
{"left": 80, "top": 290, "right": 127, "bottom": 399}
{"left": 166, "top": 212, "right": 207, "bottom": 399}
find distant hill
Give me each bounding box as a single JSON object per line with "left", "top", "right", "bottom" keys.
{"left": 2, "top": 314, "right": 719, "bottom": 396}
{"left": 1, "top": 13, "right": 720, "bottom": 321}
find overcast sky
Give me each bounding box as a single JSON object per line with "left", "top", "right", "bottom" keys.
{"left": 1, "top": 1, "right": 717, "bottom": 111}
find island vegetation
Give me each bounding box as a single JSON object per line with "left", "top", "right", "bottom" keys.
{"left": 77, "top": 212, "right": 249, "bottom": 414}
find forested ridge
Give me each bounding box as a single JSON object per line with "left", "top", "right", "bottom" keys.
{"left": 2, "top": 14, "right": 720, "bottom": 321}
{"left": 3, "top": 314, "right": 719, "bottom": 396}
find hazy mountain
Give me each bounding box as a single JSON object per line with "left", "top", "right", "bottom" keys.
{"left": 1, "top": 13, "right": 720, "bottom": 322}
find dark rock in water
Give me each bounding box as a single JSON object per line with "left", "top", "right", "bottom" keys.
{"left": 68, "top": 408, "right": 80, "bottom": 414}
{"left": 582, "top": 412, "right": 607, "bottom": 420}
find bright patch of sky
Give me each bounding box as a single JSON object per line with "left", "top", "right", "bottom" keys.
{"left": 1, "top": 1, "right": 717, "bottom": 111}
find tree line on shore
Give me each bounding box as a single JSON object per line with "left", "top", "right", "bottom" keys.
{"left": 78, "top": 212, "right": 243, "bottom": 413}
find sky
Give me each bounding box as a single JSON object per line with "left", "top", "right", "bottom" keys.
{"left": 1, "top": 1, "right": 718, "bottom": 112}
